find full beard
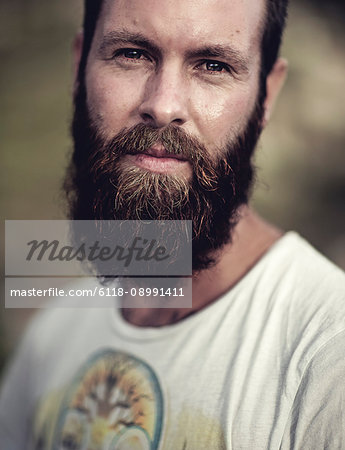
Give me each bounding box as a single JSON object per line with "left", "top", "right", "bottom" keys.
{"left": 64, "top": 82, "right": 264, "bottom": 273}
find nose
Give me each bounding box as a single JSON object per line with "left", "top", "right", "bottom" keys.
{"left": 138, "top": 64, "right": 188, "bottom": 128}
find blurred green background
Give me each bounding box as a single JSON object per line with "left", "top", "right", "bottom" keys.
{"left": 1, "top": 0, "right": 345, "bottom": 370}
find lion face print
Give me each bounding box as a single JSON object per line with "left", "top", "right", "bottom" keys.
{"left": 31, "top": 350, "right": 164, "bottom": 450}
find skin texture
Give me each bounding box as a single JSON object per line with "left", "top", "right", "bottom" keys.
{"left": 85, "top": 0, "right": 264, "bottom": 159}
{"left": 75, "top": 0, "right": 287, "bottom": 326}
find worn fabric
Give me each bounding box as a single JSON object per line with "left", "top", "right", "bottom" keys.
{"left": 1, "top": 232, "right": 345, "bottom": 449}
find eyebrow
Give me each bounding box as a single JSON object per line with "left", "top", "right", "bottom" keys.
{"left": 186, "top": 45, "right": 250, "bottom": 74}
{"left": 98, "top": 30, "right": 161, "bottom": 58}
{"left": 98, "top": 30, "right": 250, "bottom": 74}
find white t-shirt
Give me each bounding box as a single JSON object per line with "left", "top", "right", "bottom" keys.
{"left": 1, "top": 232, "right": 345, "bottom": 449}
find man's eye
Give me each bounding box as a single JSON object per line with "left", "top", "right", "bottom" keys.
{"left": 122, "top": 49, "right": 144, "bottom": 59}
{"left": 202, "top": 61, "right": 230, "bottom": 73}
{"left": 113, "top": 49, "right": 148, "bottom": 60}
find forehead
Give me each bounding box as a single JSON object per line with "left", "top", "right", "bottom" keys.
{"left": 96, "top": 0, "right": 266, "bottom": 55}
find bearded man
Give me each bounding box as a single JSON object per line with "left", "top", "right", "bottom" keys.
{"left": 1, "top": 0, "right": 345, "bottom": 448}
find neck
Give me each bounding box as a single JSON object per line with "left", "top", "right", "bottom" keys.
{"left": 121, "top": 206, "right": 283, "bottom": 327}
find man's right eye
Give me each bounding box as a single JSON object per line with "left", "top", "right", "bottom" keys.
{"left": 114, "top": 49, "right": 147, "bottom": 60}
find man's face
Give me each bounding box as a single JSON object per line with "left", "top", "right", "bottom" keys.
{"left": 85, "top": 0, "right": 264, "bottom": 166}
{"left": 69, "top": 0, "right": 267, "bottom": 271}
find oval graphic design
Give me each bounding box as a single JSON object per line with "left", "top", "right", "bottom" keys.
{"left": 52, "top": 349, "right": 163, "bottom": 450}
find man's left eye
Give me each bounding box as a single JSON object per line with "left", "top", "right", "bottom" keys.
{"left": 122, "top": 49, "right": 145, "bottom": 59}
{"left": 203, "top": 61, "right": 229, "bottom": 73}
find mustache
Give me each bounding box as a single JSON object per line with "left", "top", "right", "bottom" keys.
{"left": 68, "top": 86, "right": 262, "bottom": 270}
{"left": 89, "top": 123, "right": 231, "bottom": 189}
{"left": 101, "top": 123, "right": 208, "bottom": 160}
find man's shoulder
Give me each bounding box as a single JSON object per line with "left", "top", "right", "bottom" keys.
{"left": 255, "top": 232, "right": 345, "bottom": 359}
{"left": 258, "top": 231, "right": 345, "bottom": 297}
{"left": 263, "top": 231, "right": 344, "bottom": 314}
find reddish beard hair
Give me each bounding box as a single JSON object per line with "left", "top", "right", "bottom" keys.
{"left": 64, "top": 81, "right": 264, "bottom": 271}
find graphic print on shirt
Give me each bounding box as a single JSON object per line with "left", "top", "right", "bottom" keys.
{"left": 31, "top": 349, "right": 163, "bottom": 450}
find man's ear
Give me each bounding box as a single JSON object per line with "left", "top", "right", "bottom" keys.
{"left": 73, "top": 31, "right": 84, "bottom": 95}
{"left": 263, "top": 57, "right": 288, "bottom": 126}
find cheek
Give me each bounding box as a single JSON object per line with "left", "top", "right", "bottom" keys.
{"left": 85, "top": 65, "right": 143, "bottom": 137}
{"left": 191, "top": 84, "right": 258, "bottom": 149}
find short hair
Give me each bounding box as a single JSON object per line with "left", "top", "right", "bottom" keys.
{"left": 79, "top": 0, "right": 288, "bottom": 96}
{"left": 260, "top": 0, "right": 289, "bottom": 98}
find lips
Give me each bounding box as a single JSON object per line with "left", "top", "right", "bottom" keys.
{"left": 141, "top": 143, "right": 187, "bottom": 161}
{"left": 125, "top": 143, "right": 191, "bottom": 175}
